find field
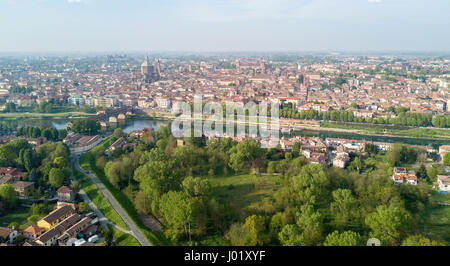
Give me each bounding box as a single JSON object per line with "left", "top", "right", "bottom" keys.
{"left": 207, "top": 173, "right": 282, "bottom": 218}
{"left": 178, "top": 173, "right": 282, "bottom": 245}
{"left": 320, "top": 121, "right": 450, "bottom": 139}
{"left": 0, "top": 206, "right": 34, "bottom": 230}
{"left": 421, "top": 204, "right": 450, "bottom": 245}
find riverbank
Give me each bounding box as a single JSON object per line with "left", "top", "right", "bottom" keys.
{"left": 2, "top": 110, "right": 448, "bottom": 148}
{"left": 0, "top": 111, "right": 94, "bottom": 119}
{"left": 139, "top": 109, "right": 450, "bottom": 144}
{"left": 320, "top": 121, "right": 450, "bottom": 140}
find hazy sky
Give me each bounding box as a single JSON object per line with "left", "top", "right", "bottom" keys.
{"left": 0, "top": 0, "right": 449, "bottom": 52}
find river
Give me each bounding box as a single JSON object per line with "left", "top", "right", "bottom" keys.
{"left": 1, "top": 117, "right": 448, "bottom": 148}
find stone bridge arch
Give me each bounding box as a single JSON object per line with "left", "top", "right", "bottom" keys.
{"left": 117, "top": 113, "right": 126, "bottom": 120}
{"left": 109, "top": 116, "right": 118, "bottom": 123}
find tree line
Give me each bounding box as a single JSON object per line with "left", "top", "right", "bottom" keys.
{"left": 279, "top": 106, "right": 449, "bottom": 128}
{"left": 72, "top": 119, "right": 101, "bottom": 135}
{"left": 8, "top": 86, "right": 33, "bottom": 94}
{"left": 16, "top": 126, "right": 67, "bottom": 141}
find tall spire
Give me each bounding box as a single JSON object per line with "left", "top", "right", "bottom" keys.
{"left": 141, "top": 54, "right": 150, "bottom": 67}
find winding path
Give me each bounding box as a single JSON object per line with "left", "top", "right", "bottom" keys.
{"left": 73, "top": 155, "right": 151, "bottom": 246}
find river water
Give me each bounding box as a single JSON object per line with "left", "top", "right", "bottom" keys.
{"left": 1, "top": 117, "right": 447, "bottom": 148}
{"left": 0, "top": 118, "right": 164, "bottom": 133}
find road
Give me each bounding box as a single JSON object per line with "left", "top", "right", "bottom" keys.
{"left": 73, "top": 155, "right": 151, "bottom": 246}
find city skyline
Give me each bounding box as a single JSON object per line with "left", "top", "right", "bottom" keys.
{"left": 0, "top": 0, "right": 449, "bottom": 52}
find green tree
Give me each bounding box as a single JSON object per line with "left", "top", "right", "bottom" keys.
{"left": 401, "top": 235, "right": 445, "bottom": 246}
{"left": 113, "top": 128, "right": 124, "bottom": 139}
{"left": 72, "top": 119, "right": 101, "bottom": 135}
{"left": 78, "top": 202, "right": 90, "bottom": 213}
{"left": 0, "top": 184, "right": 18, "bottom": 210}
{"left": 443, "top": 153, "right": 450, "bottom": 166}
{"left": 182, "top": 176, "right": 210, "bottom": 198}
{"left": 386, "top": 143, "right": 417, "bottom": 166}
{"left": 330, "top": 189, "right": 360, "bottom": 230}
{"left": 0, "top": 144, "right": 17, "bottom": 165}
{"left": 48, "top": 168, "right": 66, "bottom": 188}
{"left": 348, "top": 157, "right": 362, "bottom": 172}
{"left": 244, "top": 215, "right": 267, "bottom": 246}
{"left": 8, "top": 222, "right": 19, "bottom": 229}
{"left": 31, "top": 203, "right": 48, "bottom": 216}
{"left": 267, "top": 161, "right": 277, "bottom": 174}
{"left": 365, "top": 205, "right": 411, "bottom": 246}
{"left": 4, "top": 102, "right": 16, "bottom": 112}
{"left": 416, "top": 164, "right": 428, "bottom": 179}
{"left": 350, "top": 102, "right": 359, "bottom": 109}
{"left": 226, "top": 222, "right": 250, "bottom": 246}
{"left": 27, "top": 215, "right": 40, "bottom": 225}
{"left": 53, "top": 157, "right": 69, "bottom": 169}
{"left": 159, "top": 191, "right": 193, "bottom": 241}
{"left": 278, "top": 224, "right": 301, "bottom": 246}
{"left": 20, "top": 149, "right": 34, "bottom": 172}
{"left": 229, "top": 138, "right": 265, "bottom": 173}
{"left": 365, "top": 143, "right": 378, "bottom": 155}
{"left": 59, "top": 129, "right": 68, "bottom": 139}
{"left": 292, "top": 164, "right": 330, "bottom": 206}
{"left": 427, "top": 164, "right": 444, "bottom": 181}
{"left": 324, "top": 231, "right": 363, "bottom": 246}
{"left": 104, "top": 161, "right": 123, "bottom": 189}
{"left": 279, "top": 205, "right": 324, "bottom": 246}
{"left": 104, "top": 229, "right": 113, "bottom": 246}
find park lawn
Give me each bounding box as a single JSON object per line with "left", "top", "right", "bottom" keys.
{"left": 79, "top": 137, "right": 172, "bottom": 246}
{"left": 420, "top": 204, "right": 450, "bottom": 245}
{"left": 320, "top": 121, "right": 450, "bottom": 139}
{"left": 72, "top": 167, "right": 129, "bottom": 231}
{"left": 388, "top": 127, "right": 450, "bottom": 139}
{"left": 0, "top": 205, "right": 33, "bottom": 230}
{"left": 321, "top": 121, "right": 384, "bottom": 134}
{"left": 207, "top": 173, "right": 281, "bottom": 218}
{"left": 431, "top": 192, "right": 450, "bottom": 205}
{"left": 107, "top": 224, "right": 140, "bottom": 246}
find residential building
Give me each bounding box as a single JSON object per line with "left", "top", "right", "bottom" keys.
{"left": 36, "top": 213, "right": 81, "bottom": 246}
{"left": 12, "top": 181, "right": 34, "bottom": 197}
{"left": 436, "top": 175, "right": 450, "bottom": 192}
{"left": 392, "top": 167, "right": 418, "bottom": 185}
{"left": 37, "top": 205, "right": 75, "bottom": 231}
{"left": 333, "top": 152, "right": 350, "bottom": 168}
{"left": 57, "top": 186, "right": 75, "bottom": 202}
{"left": 0, "top": 227, "right": 18, "bottom": 244}
{"left": 23, "top": 225, "right": 44, "bottom": 240}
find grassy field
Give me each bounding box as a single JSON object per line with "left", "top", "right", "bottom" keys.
{"left": 107, "top": 224, "right": 140, "bottom": 246}
{"left": 72, "top": 167, "right": 129, "bottom": 231}
{"left": 421, "top": 204, "right": 450, "bottom": 245}
{"left": 320, "top": 121, "right": 450, "bottom": 139}
{"left": 388, "top": 127, "right": 450, "bottom": 139}
{"left": 207, "top": 173, "right": 282, "bottom": 218}
{"left": 79, "top": 137, "right": 171, "bottom": 246}
{"left": 0, "top": 111, "right": 94, "bottom": 119}
{"left": 177, "top": 173, "right": 283, "bottom": 246}
{"left": 0, "top": 206, "right": 34, "bottom": 230}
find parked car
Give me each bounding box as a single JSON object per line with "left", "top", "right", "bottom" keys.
{"left": 88, "top": 235, "right": 99, "bottom": 243}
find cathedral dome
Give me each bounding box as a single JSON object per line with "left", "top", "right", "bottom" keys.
{"left": 141, "top": 56, "right": 150, "bottom": 67}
